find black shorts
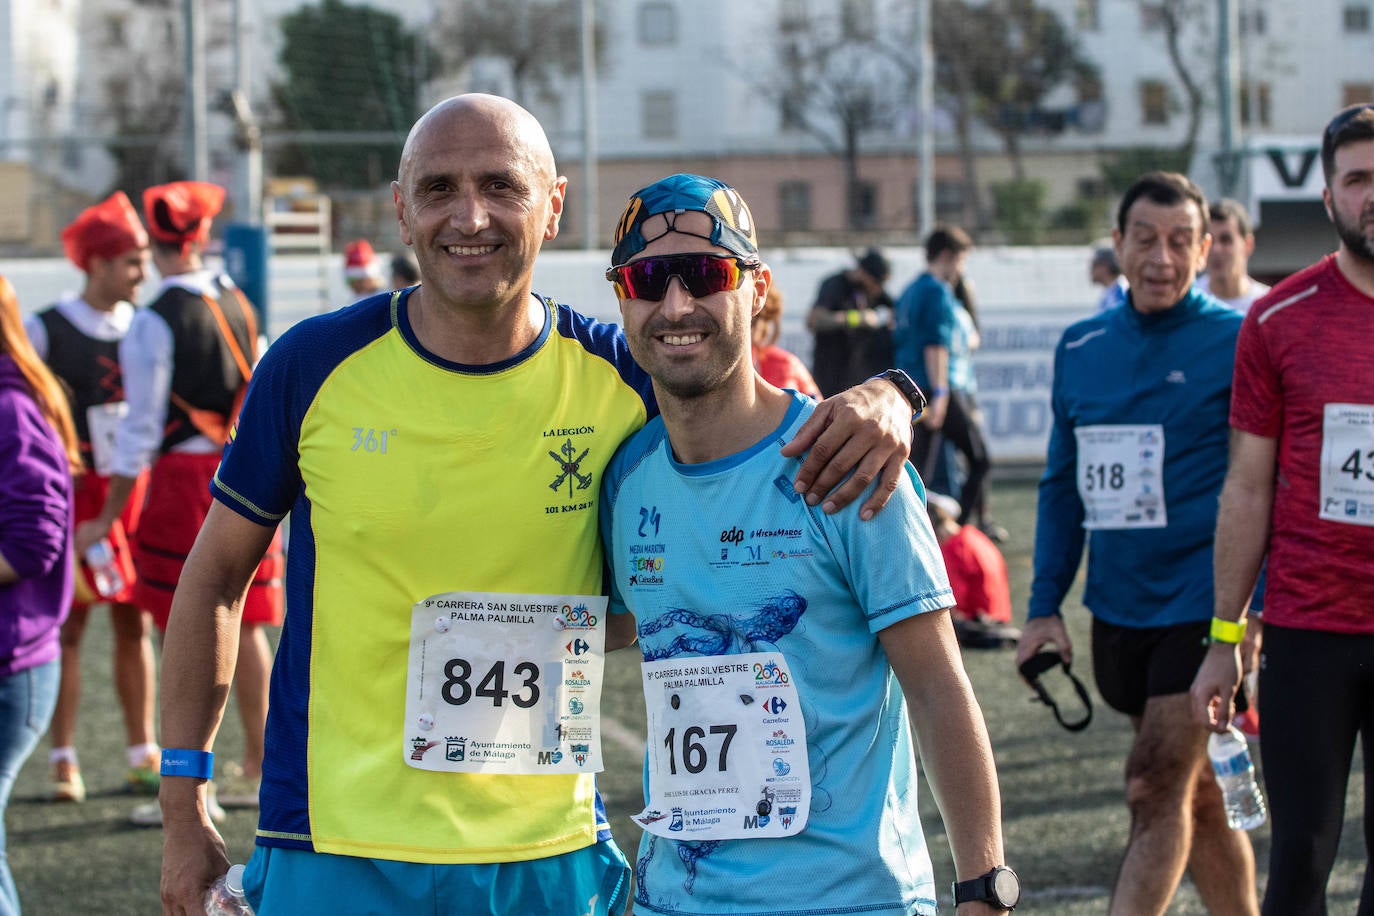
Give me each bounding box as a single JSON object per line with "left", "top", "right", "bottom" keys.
{"left": 1091, "top": 617, "right": 1248, "bottom": 717}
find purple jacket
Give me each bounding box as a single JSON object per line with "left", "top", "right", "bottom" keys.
{"left": 0, "top": 353, "right": 72, "bottom": 677}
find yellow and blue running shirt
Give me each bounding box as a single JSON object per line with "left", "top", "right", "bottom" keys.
{"left": 212, "top": 288, "right": 654, "bottom": 864}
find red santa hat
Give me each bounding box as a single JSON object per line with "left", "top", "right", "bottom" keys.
{"left": 344, "top": 239, "right": 382, "bottom": 280}
{"left": 142, "top": 181, "right": 226, "bottom": 252}
{"left": 60, "top": 192, "right": 148, "bottom": 272}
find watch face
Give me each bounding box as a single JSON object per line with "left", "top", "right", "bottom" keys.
{"left": 992, "top": 867, "right": 1021, "bottom": 906}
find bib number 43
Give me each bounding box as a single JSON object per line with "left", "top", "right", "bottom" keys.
{"left": 441, "top": 658, "right": 540, "bottom": 709}
{"left": 1340, "top": 449, "right": 1374, "bottom": 481}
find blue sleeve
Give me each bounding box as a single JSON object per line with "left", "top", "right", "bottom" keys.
{"left": 930, "top": 290, "right": 957, "bottom": 349}
{"left": 212, "top": 303, "right": 391, "bottom": 524}
{"left": 824, "top": 463, "right": 953, "bottom": 633}
{"left": 211, "top": 335, "right": 304, "bottom": 524}
{"left": 1028, "top": 336, "right": 1086, "bottom": 619}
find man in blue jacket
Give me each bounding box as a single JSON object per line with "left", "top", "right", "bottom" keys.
{"left": 1015, "top": 172, "right": 1257, "bottom": 916}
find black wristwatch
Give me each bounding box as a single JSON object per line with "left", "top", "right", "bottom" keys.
{"left": 871, "top": 368, "right": 928, "bottom": 418}
{"left": 952, "top": 865, "right": 1020, "bottom": 910}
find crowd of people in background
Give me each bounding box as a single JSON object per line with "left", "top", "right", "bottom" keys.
{"left": 0, "top": 96, "right": 1369, "bottom": 916}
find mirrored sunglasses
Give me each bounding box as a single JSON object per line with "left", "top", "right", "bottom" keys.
{"left": 605, "top": 253, "right": 760, "bottom": 301}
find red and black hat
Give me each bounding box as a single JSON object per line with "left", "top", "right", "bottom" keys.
{"left": 142, "top": 181, "right": 225, "bottom": 252}
{"left": 60, "top": 192, "right": 148, "bottom": 272}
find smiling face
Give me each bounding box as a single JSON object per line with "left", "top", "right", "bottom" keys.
{"left": 1324, "top": 137, "right": 1374, "bottom": 263}
{"left": 392, "top": 96, "right": 566, "bottom": 316}
{"left": 86, "top": 246, "right": 148, "bottom": 308}
{"left": 1114, "top": 196, "right": 1210, "bottom": 314}
{"left": 617, "top": 213, "right": 769, "bottom": 402}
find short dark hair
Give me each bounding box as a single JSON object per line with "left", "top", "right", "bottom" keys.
{"left": 1091, "top": 246, "right": 1119, "bottom": 274}
{"left": 390, "top": 251, "right": 420, "bottom": 285}
{"left": 856, "top": 248, "right": 890, "bottom": 283}
{"left": 1115, "top": 171, "right": 1207, "bottom": 236}
{"left": 925, "top": 225, "right": 973, "bottom": 263}
{"left": 1321, "top": 104, "right": 1374, "bottom": 185}
{"left": 1208, "top": 198, "right": 1253, "bottom": 238}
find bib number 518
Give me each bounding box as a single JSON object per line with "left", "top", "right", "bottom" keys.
{"left": 442, "top": 658, "right": 540, "bottom": 708}
{"left": 663, "top": 724, "right": 737, "bottom": 775}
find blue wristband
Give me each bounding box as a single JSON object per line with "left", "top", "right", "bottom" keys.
{"left": 160, "top": 748, "right": 214, "bottom": 779}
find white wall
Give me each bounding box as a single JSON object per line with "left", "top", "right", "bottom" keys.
{"left": 5, "top": 244, "right": 1100, "bottom": 463}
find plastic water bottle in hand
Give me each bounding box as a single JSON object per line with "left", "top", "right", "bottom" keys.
{"left": 1208, "top": 725, "right": 1266, "bottom": 830}
{"left": 204, "top": 864, "right": 252, "bottom": 915}
{"left": 85, "top": 539, "right": 125, "bottom": 598}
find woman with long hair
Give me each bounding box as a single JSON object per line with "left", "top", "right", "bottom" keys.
{"left": 0, "top": 273, "right": 77, "bottom": 913}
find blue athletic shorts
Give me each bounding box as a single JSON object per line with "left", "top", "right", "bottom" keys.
{"left": 242, "top": 840, "right": 631, "bottom": 916}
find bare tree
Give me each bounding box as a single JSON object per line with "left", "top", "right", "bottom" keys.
{"left": 436, "top": 0, "right": 604, "bottom": 109}
{"left": 90, "top": 0, "right": 234, "bottom": 193}
{"left": 750, "top": 6, "right": 915, "bottom": 230}
{"left": 925, "top": 0, "right": 1099, "bottom": 181}
{"left": 1151, "top": 0, "right": 1209, "bottom": 166}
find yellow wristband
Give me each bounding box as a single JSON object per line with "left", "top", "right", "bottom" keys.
{"left": 1209, "top": 617, "right": 1247, "bottom": 644}
{"left": 846, "top": 309, "right": 861, "bottom": 328}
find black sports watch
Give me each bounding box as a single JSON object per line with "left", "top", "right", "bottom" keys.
{"left": 952, "top": 865, "right": 1020, "bottom": 910}
{"left": 871, "top": 368, "right": 928, "bottom": 418}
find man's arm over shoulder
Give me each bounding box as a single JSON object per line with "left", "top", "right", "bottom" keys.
{"left": 781, "top": 377, "right": 916, "bottom": 520}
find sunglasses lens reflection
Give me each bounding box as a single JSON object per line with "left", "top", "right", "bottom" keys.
{"left": 611, "top": 255, "right": 749, "bottom": 301}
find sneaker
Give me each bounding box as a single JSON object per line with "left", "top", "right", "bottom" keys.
{"left": 49, "top": 760, "right": 86, "bottom": 803}
{"left": 216, "top": 762, "right": 261, "bottom": 809}
{"left": 129, "top": 783, "right": 226, "bottom": 827}
{"left": 126, "top": 752, "right": 160, "bottom": 795}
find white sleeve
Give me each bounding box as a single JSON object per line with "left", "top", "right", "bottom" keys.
{"left": 110, "top": 310, "right": 174, "bottom": 478}
{"left": 22, "top": 313, "right": 48, "bottom": 361}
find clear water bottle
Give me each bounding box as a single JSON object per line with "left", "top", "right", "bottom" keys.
{"left": 1208, "top": 725, "right": 1266, "bottom": 830}
{"left": 85, "top": 539, "right": 125, "bottom": 598}
{"left": 204, "top": 863, "right": 252, "bottom": 915}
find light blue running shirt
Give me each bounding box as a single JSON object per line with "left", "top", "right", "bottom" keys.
{"left": 601, "top": 393, "right": 954, "bottom": 916}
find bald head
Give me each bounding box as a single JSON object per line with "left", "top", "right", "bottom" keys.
{"left": 399, "top": 94, "right": 557, "bottom": 188}
{"left": 391, "top": 92, "right": 567, "bottom": 324}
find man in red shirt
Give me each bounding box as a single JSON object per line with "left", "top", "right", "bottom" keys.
{"left": 1191, "top": 103, "right": 1374, "bottom": 915}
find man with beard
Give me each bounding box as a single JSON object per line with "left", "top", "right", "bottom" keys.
{"left": 600, "top": 173, "right": 1012, "bottom": 916}
{"left": 1192, "top": 103, "right": 1374, "bottom": 916}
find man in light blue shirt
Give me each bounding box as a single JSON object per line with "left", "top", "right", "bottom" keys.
{"left": 600, "top": 174, "right": 1014, "bottom": 916}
